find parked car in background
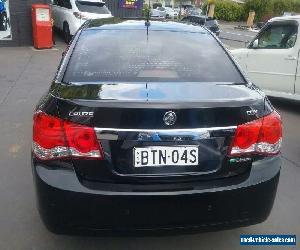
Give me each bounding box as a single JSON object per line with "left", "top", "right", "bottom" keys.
{"left": 231, "top": 15, "right": 300, "bottom": 101}
{"left": 189, "top": 8, "right": 202, "bottom": 16}
{"left": 164, "top": 7, "right": 178, "bottom": 19}
{"left": 51, "top": 0, "right": 112, "bottom": 43}
{"left": 32, "top": 18, "right": 282, "bottom": 235}
{"left": 283, "top": 12, "right": 298, "bottom": 16}
{"left": 151, "top": 7, "right": 167, "bottom": 19}
{"left": 173, "top": 7, "right": 180, "bottom": 14}
{"left": 181, "top": 15, "right": 220, "bottom": 36}
{"left": 181, "top": 4, "right": 193, "bottom": 15}
{"left": 0, "top": 0, "right": 9, "bottom": 31}
{"left": 173, "top": 7, "right": 184, "bottom": 17}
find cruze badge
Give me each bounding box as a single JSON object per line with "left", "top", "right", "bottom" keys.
{"left": 246, "top": 109, "right": 258, "bottom": 116}
{"left": 163, "top": 111, "right": 177, "bottom": 126}
{"left": 69, "top": 111, "right": 94, "bottom": 117}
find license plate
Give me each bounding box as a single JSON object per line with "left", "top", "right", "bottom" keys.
{"left": 133, "top": 146, "right": 198, "bottom": 167}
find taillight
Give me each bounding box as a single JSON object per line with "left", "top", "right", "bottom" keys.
{"left": 33, "top": 112, "right": 103, "bottom": 160}
{"left": 229, "top": 111, "right": 282, "bottom": 156}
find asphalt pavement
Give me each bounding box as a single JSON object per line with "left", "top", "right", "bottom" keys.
{"left": 0, "top": 30, "right": 299, "bottom": 250}
{"left": 219, "top": 22, "right": 257, "bottom": 49}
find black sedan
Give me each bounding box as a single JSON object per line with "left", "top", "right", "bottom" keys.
{"left": 32, "top": 18, "right": 282, "bottom": 235}
{"left": 181, "top": 15, "right": 220, "bottom": 36}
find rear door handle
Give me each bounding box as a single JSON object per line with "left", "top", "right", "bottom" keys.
{"left": 285, "top": 56, "right": 297, "bottom": 61}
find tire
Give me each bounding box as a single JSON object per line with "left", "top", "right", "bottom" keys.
{"left": 0, "top": 12, "right": 8, "bottom": 31}
{"left": 63, "top": 22, "right": 71, "bottom": 44}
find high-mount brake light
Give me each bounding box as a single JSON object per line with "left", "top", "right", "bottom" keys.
{"left": 32, "top": 112, "right": 103, "bottom": 160}
{"left": 229, "top": 111, "right": 282, "bottom": 157}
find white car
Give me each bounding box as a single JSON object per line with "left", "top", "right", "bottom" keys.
{"left": 164, "top": 7, "right": 178, "bottom": 19}
{"left": 51, "top": 0, "right": 112, "bottom": 43}
{"left": 231, "top": 15, "right": 300, "bottom": 101}
{"left": 151, "top": 7, "right": 166, "bottom": 19}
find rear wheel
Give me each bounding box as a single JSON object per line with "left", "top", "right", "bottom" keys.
{"left": 0, "top": 12, "right": 8, "bottom": 31}
{"left": 63, "top": 22, "right": 71, "bottom": 44}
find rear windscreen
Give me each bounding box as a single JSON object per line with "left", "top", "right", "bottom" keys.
{"left": 75, "top": 1, "right": 110, "bottom": 14}
{"left": 63, "top": 29, "right": 245, "bottom": 83}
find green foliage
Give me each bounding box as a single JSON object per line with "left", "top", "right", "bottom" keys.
{"left": 244, "top": 0, "right": 300, "bottom": 21}
{"left": 272, "top": 0, "right": 300, "bottom": 14}
{"left": 273, "top": 0, "right": 293, "bottom": 15}
{"left": 215, "top": 0, "right": 244, "bottom": 21}
{"left": 202, "top": 0, "right": 300, "bottom": 22}
{"left": 201, "top": 3, "right": 208, "bottom": 15}
{"left": 142, "top": 4, "right": 151, "bottom": 19}
{"left": 244, "top": 0, "right": 275, "bottom": 21}
{"left": 202, "top": 0, "right": 244, "bottom": 21}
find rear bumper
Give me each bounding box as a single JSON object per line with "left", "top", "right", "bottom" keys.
{"left": 32, "top": 157, "right": 281, "bottom": 235}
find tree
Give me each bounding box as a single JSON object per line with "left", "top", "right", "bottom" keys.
{"left": 244, "top": 0, "right": 273, "bottom": 21}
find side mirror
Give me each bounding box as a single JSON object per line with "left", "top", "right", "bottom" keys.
{"left": 251, "top": 39, "right": 259, "bottom": 49}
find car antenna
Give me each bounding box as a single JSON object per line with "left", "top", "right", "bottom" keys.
{"left": 145, "top": 0, "right": 151, "bottom": 39}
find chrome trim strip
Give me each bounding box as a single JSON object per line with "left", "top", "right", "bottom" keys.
{"left": 95, "top": 126, "right": 237, "bottom": 141}
{"left": 95, "top": 126, "right": 237, "bottom": 133}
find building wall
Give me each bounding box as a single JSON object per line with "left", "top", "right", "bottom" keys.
{"left": 0, "top": 0, "right": 142, "bottom": 47}
{"left": 0, "top": 0, "right": 49, "bottom": 46}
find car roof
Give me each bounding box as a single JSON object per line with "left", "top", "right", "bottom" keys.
{"left": 270, "top": 15, "right": 300, "bottom": 23}
{"left": 85, "top": 18, "right": 208, "bottom": 33}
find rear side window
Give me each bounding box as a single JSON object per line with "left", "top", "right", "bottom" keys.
{"left": 64, "top": 29, "right": 245, "bottom": 83}
{"left": 75, "top": 1, "right": 110, "bottom": 14}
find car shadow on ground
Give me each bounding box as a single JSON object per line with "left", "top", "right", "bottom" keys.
{"left": 53, "top": 30, "right": 68, "bottom": 48}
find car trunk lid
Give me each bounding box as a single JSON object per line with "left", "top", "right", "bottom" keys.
{"left": 55, "top": 82, "right": 267, "bottom": 183}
